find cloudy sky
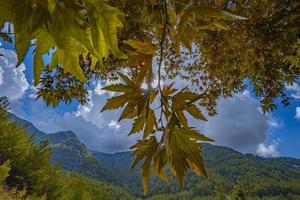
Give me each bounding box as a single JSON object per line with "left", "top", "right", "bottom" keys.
{"left": 0, "top": 38, "right": 299, "bottom": 158}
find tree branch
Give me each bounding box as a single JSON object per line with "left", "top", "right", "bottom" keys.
{"left": 157, "top": 0, "right": 168, "bottom": 129}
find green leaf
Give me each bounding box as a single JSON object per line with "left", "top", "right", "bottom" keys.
{"left": 150, "top": 89, "right": 158, "bottom": 103}
{"left": 176, "top": 111, "right": 188, "bottom": 128}
{"left": 85, "top": 1, "right": 127, "bottom": 62}
{"left": 142, "top": 157, "right": 151, "bottom": 195}
{"left": 102, "top": 84, "right": 131, "bottom": 92}
{"left": 186, "top": 105, "right": 207, "bottom": 121}
{"left": 33, "top": 53, "right": 45, "bottom": 86}
{"left": 118, "top": 103, "right": 136, "bottom": 122}
{"left": 0, "top": 0, "right": 126, "bottom": 84}
{"left": 101, "top": 95, "right": 128, "bottom": 112}
{"left": 130, "top": 136, "right": 158, "bottom": 195}
{"left": 117, "top": 72, "right": 134, "bottom": 85}
{"left": 123, "top": 39, "right": 156, "bottom": 55}
{"left": 180, "top": 128, "right": 214, "bottom": 142}
{"left": 129, "top": 115, "right": 146, "bottom": 135}
{"left": 144, "top": 109, "right": 157, "bottom": 138}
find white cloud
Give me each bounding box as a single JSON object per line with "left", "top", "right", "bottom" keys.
{"left": 256, "top": 140, "right": 279, "bottom": 157}
{"left": 108, "top": 120, "right": 120, "bottom": 130}
{"left": 286, "top": 83, "right": 300, "bottom": 99}
{"left": 0, "top": 65, "right": 3, "bottom": 85}
{"left": 0, "top": 48, "right": 29, "bottom": 101}
{"left": 94, "top": 82, "right": 106, "bottom": 96}
{"left": 296, "top": 107, "right": 300, "bottom": 119}
{"left": 20, "top": 85, "right": 139, "bottom": 153}
{"left": 204, "top": 91, "right": 275, "bottom": 153}
{"left": 267, "top": 117, "right": 284, "bottom": 129}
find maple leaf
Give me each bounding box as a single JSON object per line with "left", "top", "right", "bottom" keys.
{"left": 0, "top": 0, "right": 126, "bottom": 85}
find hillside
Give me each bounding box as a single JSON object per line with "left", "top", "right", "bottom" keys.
{"left": 10, "top": 114, "right": 121, "bottom": 185}
{"left": 11, "top": 113, "right": 300, "bottom": 199}
{"left": 93, "top": 144, "right": 300, "bottom": 199}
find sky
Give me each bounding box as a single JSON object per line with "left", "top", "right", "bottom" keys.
{"left": 0, "top": 38, "right": 300, "bottom": 158}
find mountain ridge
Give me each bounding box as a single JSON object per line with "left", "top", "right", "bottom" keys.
{"left": 10, "top": 112, "right": 300, "bottom": 199}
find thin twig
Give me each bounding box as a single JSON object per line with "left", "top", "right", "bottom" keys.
{"left": 157, "top": 0, "right": 169, "bottom": 129}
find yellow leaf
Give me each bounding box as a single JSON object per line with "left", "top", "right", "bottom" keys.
{"left": 123, "top": 39, "right": 156, "bottom": 55}
{"left": 186, "top": 105, "right": 207, "bottom": 121}
{"left": 117, "top": 72, "right": 133, "bottom": 85}
{"left": 129, "top": 115, "right": 146, "bottom": 135}
{"left": 176, "top": 111, "right": 188, "bottom": 128}
{"left": 33, "top": 54, "right": 45, "bottom": 86}
{"left": 101, "top": 95, "right": 128, "bottom": 112}
{"left": 118, "top": 103, "right": 136, "bottom": 122}
{"left": 142, "top": 158, "right": 151, "bottom": 195}
{"left": 144, "top": 109, "right": 156, "bottom": 138}
{"left": 102, "top": 84, "right": 131, "bottom": 92}
{"left": 181, "top": 128, "right": 214, "bottom": 142}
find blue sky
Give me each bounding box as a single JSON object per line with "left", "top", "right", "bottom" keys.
{"left": 0, "top": 37, "right": 299, "bottom": 158}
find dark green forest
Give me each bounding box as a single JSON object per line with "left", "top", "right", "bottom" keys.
{"left": 1, "top": 97, "right": 300, "bottom": 200}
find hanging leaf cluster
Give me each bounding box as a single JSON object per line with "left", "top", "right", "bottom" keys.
{"left": 101, "top": 71, "right": 214, "bottom": 194}
{"left": 0, "top": 0, "right": 126, "bottom": 85}
{"left": 101, "top": 35, "right": 218, "bottom": 194}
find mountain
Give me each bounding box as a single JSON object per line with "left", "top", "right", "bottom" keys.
{"left": 11, "top": 113, "right": 300, "bottom": 199}
{"left": 93, "top": 144, "right": 300, "bottom": 199}
{"left": 10, "top": 113, "right": 121, "bottom": 185}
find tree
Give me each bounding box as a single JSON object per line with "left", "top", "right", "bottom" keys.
{"left": 0, "top": 96, "right": 65, "bottom": 199}
{"left": 0, "top": 0, "right": 299, "bottom": 194}
{"left": 214, "top": 181, "right": 227, "bottom": 200}
{"left": 231, "top": 183, "right": 247, "bottom": 200}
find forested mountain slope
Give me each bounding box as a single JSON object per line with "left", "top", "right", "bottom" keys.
{"left": 1, "top": 110, "right": 133, "bottom": 200}
{"left": 93, "top": 144, "right": 300, "bottom": 199}
{"left": 10, "top": 114, "right": 121, "bottom": 185}
{"left": 11, "top": 113, "right": 300, "bottom": 199}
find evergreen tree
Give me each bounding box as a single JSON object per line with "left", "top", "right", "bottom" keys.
{"left": 214, "top": 181, "right": 227, "bottom": 200}
{"left": 231, "top": 183, "right": 247, "bottom": 200}
{"left": 0, "top": 96, "right": 65, "bottom": 199}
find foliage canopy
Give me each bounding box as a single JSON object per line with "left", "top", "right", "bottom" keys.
{"left": 0, "top": 0, "right": 299, "bottom": 194}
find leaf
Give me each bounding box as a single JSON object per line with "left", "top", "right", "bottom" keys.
{"left": 176, "top": 111, "right": 188, "bottom": 128}
{"left": 186, "top": 105, "right": 207, "bottom": 121}
{"left": 123, "top": 39, "right": 156, "bottom": 55}
{"left": 33, "top": 53, "right": 45, "bottom": 86}
{"left": 117, "top": 72, "right": 134, "bottom": 85}
{"left": 130, "top": 136, "right": 158, "bottom": 195}
{"left": 101, "top": 84, "right": 131, "bottom": 92}
{"left": 38, "top": 0, "right": 56, "bottom": 14}
{"left": 142, "top": 157, "right": 151, "bottom": 195}
{"left": 191, "top": 6, "right": 247, "bottom": 20}
{"left": 153, "top": 147, "right": 168, "bottom": 182}
{"left": 85, "top": 0, "right": 127, "bottom": 62}
{"left": 101, "top": 95, "right": 128, "bottom": 112}
{"left": 162, "top": 83, "right": 177, "bottom": 97}
{"left": 144, "top": 109, "right": 157, "bottom": 138}
{"left": 164, "top": 126, "right": 211, "bottom": 187}
{"left": 0, "top": 1, "right": 13, "bottom": 25}
{"left": 150, "top": 89, "right": 158, "bottom": 103}
{"left": 118, "top": 103, "right": 136, "bottom": 122}
{"left": 129, "top": 115, "right": 146, "bottom": 135}
{"left": 0, "top": 0, "right": 126, "bottom": 84}
{"left": 180, "top": 128, "right": 214, "bottom": 142}
{"left": 32, "top": 25, "right": 55, "bottom": 85}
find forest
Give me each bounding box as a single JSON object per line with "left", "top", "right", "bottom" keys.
{"left": 0, "top": 0, "right": 299, "bottom": 199}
